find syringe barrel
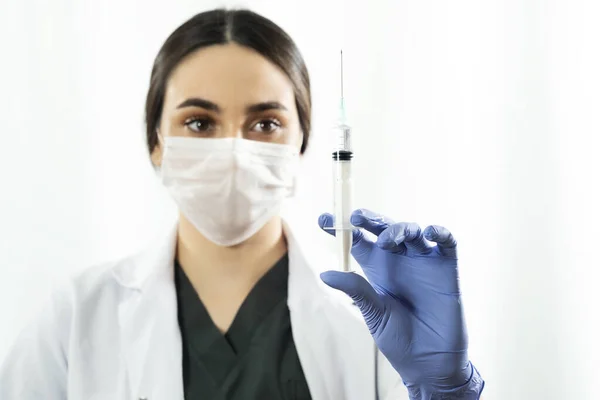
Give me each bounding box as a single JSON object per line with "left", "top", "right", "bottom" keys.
{"left": 332, "top": 157, "right": 353, "bottom": 272}
{"left": 329, "top": 121, "right": 354, "bottom": 272}
{"left": 335, "top": 124, "right": 353, "bottom": 152}
{"left": 332, "top": 158, "right": 353, "bottom": 229}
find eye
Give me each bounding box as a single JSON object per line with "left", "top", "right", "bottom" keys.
{"left": 251, "top": 119, "right": 281, "bottom": 134}
{"left": 184, "top": 117, "right": 215, "bottom": 133}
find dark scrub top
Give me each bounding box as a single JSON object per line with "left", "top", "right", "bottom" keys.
{"left": 174, "top": 254, "right": 312, "bottom": 400}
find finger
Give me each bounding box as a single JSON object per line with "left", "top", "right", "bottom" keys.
{"left": 377, "top": 222, "right": 432, "bottom": 254}
{"left": 320, "top": 271, "right": 384, "bottom": 334}
{"left": 423, "top": 225, "right": 458, "bottom": 258}
{"left": 318, "top": 213, "right": 375, "bottom": 264}
{"left": 318, "top": 213, "right": 364, "bottom": 243}
{"left": 349, "top": 209, "right": 395, "bottom": 237}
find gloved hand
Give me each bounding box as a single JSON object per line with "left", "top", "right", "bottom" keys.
{"left": 319, "top": 209, "right": 484, "bottom": 399}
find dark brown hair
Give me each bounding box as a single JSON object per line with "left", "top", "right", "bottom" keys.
{"left": 145, "top": 8, "right": 312, "bottom": 155}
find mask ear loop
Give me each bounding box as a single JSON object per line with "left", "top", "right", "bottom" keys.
{"left": 286, "top": 146, "right": 302, "bottom": 199}
{"left": 156, "top": 129, "right": 166, "bottom": 148}
{"left": 288, "top": 129, "right": 306, "bottom": 198}
{"left": 152, "top": 129, "right": 164, "bottom": 175}
{"left": 279, "top": 130, "right": 302, "bottom": 199}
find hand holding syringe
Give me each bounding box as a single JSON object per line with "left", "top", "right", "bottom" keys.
{"left": 319, "top": 53, "right": 485, "bottom": 398}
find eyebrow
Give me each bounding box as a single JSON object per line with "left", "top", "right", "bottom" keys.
{"left": 246, "top": 101, "right": 288, "bottom": 113}
{"left": 176, "top": 97, "right": 288, "bottom": 113}
{"left": 176, "top": 98, "right": 220, "bottom": 112}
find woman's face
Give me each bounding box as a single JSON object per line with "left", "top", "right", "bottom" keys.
{"left": 153, "top": 43, "right": 303, "bottom": 164}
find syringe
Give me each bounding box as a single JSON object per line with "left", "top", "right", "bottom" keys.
{"left": 330, "top": 50, "right": 354, "bottom": 272}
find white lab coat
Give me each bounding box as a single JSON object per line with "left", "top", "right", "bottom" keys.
{"left": 0, "top": 219, "right": 408, "bottom": 400}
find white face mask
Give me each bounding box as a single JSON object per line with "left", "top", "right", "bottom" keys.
{"left": 159, "top": 136, "right": 300, "bottom": 246}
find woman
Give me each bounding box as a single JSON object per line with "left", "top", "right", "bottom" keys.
{"left": 0, "top": 8, "right": 484, "bottom": 400}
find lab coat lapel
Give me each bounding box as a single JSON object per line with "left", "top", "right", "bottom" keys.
{"left": 117, "top": 225, "right": 184, "bottom": 400}
{"left": 285, "top": 221, "right": 378, "bottom": 400}
{"left": 286, "top": 230, "right": 342, "bottom": 399}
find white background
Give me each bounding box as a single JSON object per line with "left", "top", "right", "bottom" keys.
{"left": 1, "top": 0, "right": 599, "bottom": 399}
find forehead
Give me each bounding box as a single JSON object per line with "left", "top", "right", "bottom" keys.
{"left": 165, "top": 43, "right": 295, "bottom": 108}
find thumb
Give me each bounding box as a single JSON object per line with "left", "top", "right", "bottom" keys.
{"left": 320, "top": 271, "right": 384, "bottom": 334}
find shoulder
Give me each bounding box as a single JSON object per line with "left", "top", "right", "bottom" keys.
{"left": 26, "top": 225, "right": 174, "bottom": 341}
{"left": 14, "top": 253, "right": 140, "bottom": 349}
{"left": 66, "top": 222, "right": 178, "bottom": 305}
{"left": 63, "top": 255, "right": 137, "bottom": 310}
{"left": 1, "top": 240, "right": 167, "bottom": 360}
{"left": 0, "top": 251, "right": 149, "bottom": 399}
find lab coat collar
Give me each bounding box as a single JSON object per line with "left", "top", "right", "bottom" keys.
{"left": 110, "top": 217, "right": 319, "bottom": 293}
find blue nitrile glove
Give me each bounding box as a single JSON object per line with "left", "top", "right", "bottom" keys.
{"left": 318, "top": 209, "right": 484, "bottom": 400}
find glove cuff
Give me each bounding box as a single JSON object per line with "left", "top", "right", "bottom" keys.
{"left": 405, "top": 362, "right": 485, "bottom": 400}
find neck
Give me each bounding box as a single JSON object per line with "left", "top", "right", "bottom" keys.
{"left": 176, "top": 213, "right": 288, "bottom": 286}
